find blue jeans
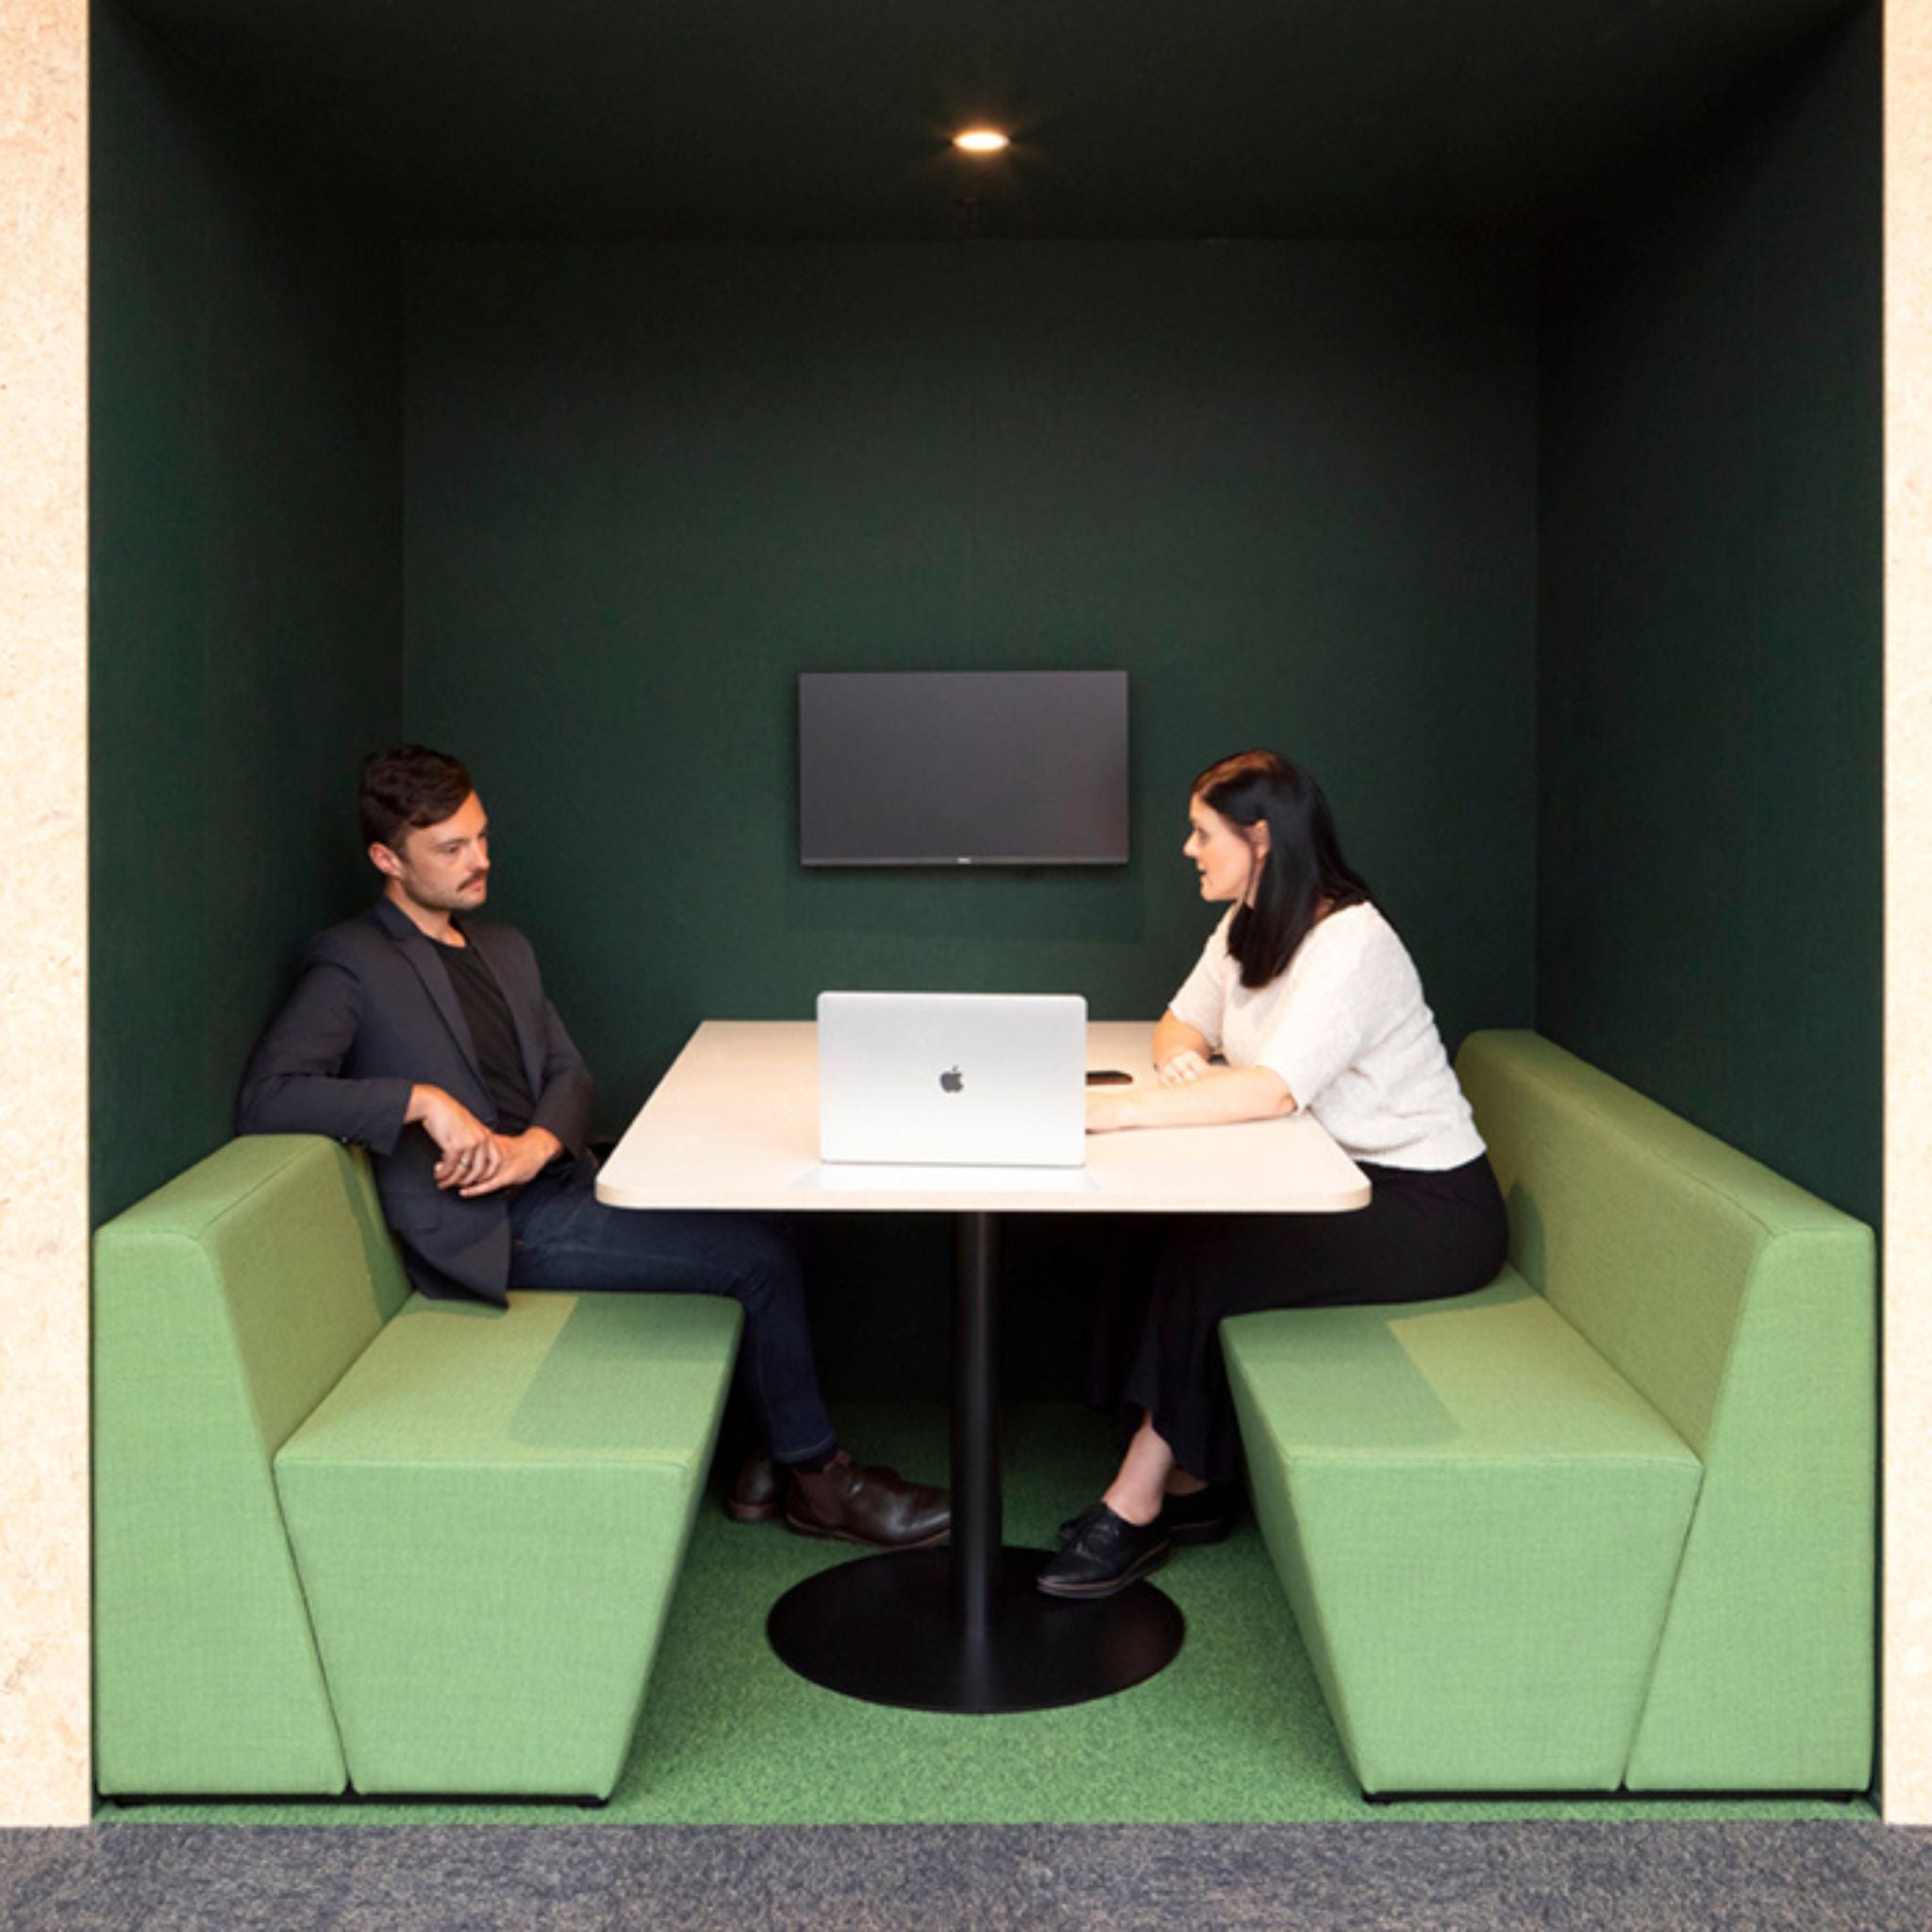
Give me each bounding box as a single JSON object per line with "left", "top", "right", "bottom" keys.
{"left": 506, "top": 1157, "right": 837, "bottom": 1465}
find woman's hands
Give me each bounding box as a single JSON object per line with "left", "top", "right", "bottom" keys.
{"left": 1086, "top": 1062, "right": 1296, "bottom": 1134}
{"left": 1151, "top": 1009, "right": 1212, "bottom": 1087}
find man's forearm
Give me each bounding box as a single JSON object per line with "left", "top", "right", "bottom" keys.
{"left": 235, "top": 955, "right": 416, "bottom": 1152}
{"left": 528, "top": 1066, "right": 593, "bottom": 1157}
{"left": 236, "top": 1069, "right": 415, "bottom": 1153}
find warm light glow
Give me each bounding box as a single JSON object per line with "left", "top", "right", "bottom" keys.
{"left": 954, "top": 129, "right": 1009, "bottom": 155}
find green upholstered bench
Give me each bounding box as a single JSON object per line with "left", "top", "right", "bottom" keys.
{"left": 92, "top": 1134, "right": 741, "bottom": 1800}
{"left": 1223, "top": 1029, "right": 1874, "bottom": 1797}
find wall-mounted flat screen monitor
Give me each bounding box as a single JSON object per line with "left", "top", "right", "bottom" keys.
{"left": 799, "top": 670, "right": 1129, "bottom": 866}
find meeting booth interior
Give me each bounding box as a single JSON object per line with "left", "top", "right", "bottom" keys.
{"left": 86, "top": 0, "right": 1884, "bottom": 1824}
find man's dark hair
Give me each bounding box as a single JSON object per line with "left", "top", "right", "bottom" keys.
{"left": 1193, "top": 749, "right": 1373, "bottom": 990}
{"left": 358, "top": 745, "right": 475, "bottom": 852}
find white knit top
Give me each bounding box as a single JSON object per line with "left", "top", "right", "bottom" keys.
{"left": 1167, "top": 902, "right": 1485, "bottom": 1172}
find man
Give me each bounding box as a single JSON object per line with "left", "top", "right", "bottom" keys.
{"left": 238, "top": 744, "right": 947, "bottom": 1549}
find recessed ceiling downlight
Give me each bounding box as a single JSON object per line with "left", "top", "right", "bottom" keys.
{"left": 954, "top": 129, "right": 1009, "bottom": 155}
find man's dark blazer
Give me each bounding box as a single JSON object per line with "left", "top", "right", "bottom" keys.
{"left": 236, "top": 897, "right": 593, "bottom": 1306}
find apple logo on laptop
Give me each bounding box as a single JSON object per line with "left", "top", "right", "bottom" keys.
{"left": 940, "top": 1066, "right": 965, "bottom": 1094}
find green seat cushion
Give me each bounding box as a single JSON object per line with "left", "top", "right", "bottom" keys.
{"left": 275, "top": 1291, "right": 741, "bottom": 1798}
{"left": 92, "top": 1135, "right": 407, "bottom": 1795}
{"left": 1224, "top": 1274, "right": 1701, "bottom": 1793}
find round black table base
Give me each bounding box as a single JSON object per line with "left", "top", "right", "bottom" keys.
{"left": 767, "top": 1546, "right": 1186, "bottom": 1714}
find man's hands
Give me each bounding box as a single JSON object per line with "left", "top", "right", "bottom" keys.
{"left": 410, "top": 1085, "right": 494, "bottom": 1185}
{"left": 458, "top": 1127, "right": 562, "bottom": 1196}
{"left": 408, "top": 1085, "right": 561, "bottom": 1194}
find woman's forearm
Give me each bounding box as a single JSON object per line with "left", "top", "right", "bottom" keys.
{"left": 1152, "top": 1009, "right": 1210, "bottom": 1074}
{"left": 1089, "top": 1063, "right": 1296, "bottom": 1132}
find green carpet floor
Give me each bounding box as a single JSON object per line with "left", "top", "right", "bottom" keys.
{"left": 101, "top": 1402, "right": 1873, "bottom": 1826}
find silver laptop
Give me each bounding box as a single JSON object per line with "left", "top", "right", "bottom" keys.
{"left": 817, "top": 991, "right": 1088, "bottom": 1168}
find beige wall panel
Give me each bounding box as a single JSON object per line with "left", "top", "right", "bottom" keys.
{"left": 0, "top": 0, "right": 90, "bottom": 1828}
{"left": 1888, "top": 0, "right": 1932, "bottom": 1827}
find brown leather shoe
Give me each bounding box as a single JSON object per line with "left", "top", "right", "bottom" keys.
{"left": 724, "top": 1453, "right": 784, "bottom": 1524}
{"left": 784, "top": 1451, "right": 951, "bottom": 1550}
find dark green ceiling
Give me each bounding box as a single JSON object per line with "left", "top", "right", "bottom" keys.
{"left": 112, "top": 0, "right": 1863, "bottom": 239}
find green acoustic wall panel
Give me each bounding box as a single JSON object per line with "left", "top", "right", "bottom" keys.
{"left": 1536, "top": 12, "right": 1880, "bottom": 1227}
{"left": 90, "top": 6, "right": 403, "bottom": 1224}
{"left": 399, "top": 238, "right": 1537, "bottom": 1385}
{"left": 401, "top": 238, "right": 1537, "bottom": 1135}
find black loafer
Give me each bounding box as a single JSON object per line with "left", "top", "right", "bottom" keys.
{"left": 1056, "top": 1482, "right": 1238, "bottom": 1550}
{"left": 1038, "top": 1502, "right": 1171, "bottom": 1599}
{"left": 1157, "top": 1481, "right": 1240, "bottom": 1546}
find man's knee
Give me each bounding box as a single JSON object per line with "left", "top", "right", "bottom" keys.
{"left": 721, "top": 1216, "right": 805, "bottom": 1305}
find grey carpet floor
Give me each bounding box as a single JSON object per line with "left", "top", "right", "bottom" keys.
{"left": 3, "top": 1822, "right": 1931, "bottom": 1930}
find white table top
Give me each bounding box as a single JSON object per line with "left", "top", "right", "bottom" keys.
{"left": 597, "top": 1020, "right": 1370, "bottom": 1215}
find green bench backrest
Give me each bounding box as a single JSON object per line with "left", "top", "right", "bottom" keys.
{"left": 1457, "top": 1031, "right": 1869, "bottom": 1457}
{"left": 92, "top": 1134, "right": 411, "bottom": 1792}
{"left": 1456, "top": 1030, "right": 1874, "bottom": 1788}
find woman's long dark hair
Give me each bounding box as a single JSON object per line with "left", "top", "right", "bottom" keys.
{"left": 1193, "top": 750, "right": 1372, "bottom": 989}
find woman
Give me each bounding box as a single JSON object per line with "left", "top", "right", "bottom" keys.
{"left": 1039, "top": 749, "right": 1507, "bottom": 1599}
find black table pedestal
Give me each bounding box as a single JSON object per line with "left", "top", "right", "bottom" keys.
{"left": 767, "top": 1545, "right": 1183, "bottom": 1713}
{"left": 767, "top": 1211, "right": 1186, "bottom": 1713}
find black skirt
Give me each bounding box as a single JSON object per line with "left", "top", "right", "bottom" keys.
{"left": 1116, "top": 1153, "right": 1508, "bottom": 1485}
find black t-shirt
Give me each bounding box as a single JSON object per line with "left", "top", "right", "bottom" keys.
{"left": 437, "top": 932, "right": 536, "bottom": 1137}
